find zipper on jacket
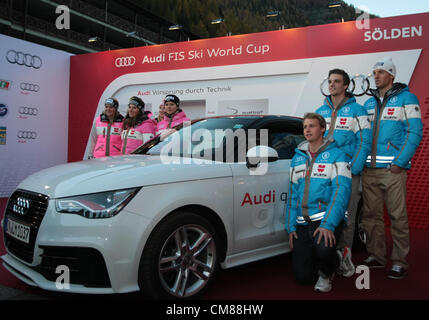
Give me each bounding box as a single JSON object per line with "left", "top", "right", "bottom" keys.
{"left": 287, "top": 167, "right": 295, "bottom": 231}
{"left": 106, "top": 122, "right": 112, "bottom": 156}
{"left": 371, "top": 87, "right": 403, "bottom": 167}
{"left": 301, "top": 141, "right": 332, "bottom": 223}
{"left": 323, "top": 163, "right": 339, "bottom": 225}
{"left": 122, "top": 129, "right": 129, "bottom": 154}
{"left": 326, "top": 96, "right": 349, "bottom": 140}
{"left": 351, "top": 115, "right": 363, "bottom": 169}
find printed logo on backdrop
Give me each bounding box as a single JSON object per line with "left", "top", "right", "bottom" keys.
{"left": 17, "top": 130, "right": 37, "bottom": 143}
{"left": 20, "top": 82, "right": 40, "bottom": 93}
{"left": 218, "top": 99, "right": 269, "bottom": 116}
{"left": 0, "top": 80, "right": 11, "bottom": 90}
{"left": 115, "top": 56, "right": 136, "bottom": 67}
{"left": 0, "top": 104, "right": 8, "bottom": 117}
{"left": 6, "top": 50, "right": 42, "bottom": 69}
{"left": 0, "top": 127, "right": 6, "bottom": 145}
{"left": 137, "top": 90, "right": 151, "bottom": 96}
{"left": 227, "top": 107, "right": 239, "bottom": 115}
{"left": 18, "top": 106, "right": 39, "bottom": 119}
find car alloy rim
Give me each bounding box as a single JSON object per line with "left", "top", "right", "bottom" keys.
{"left": 158, "top": 224, "right": 216, "bottom": 298}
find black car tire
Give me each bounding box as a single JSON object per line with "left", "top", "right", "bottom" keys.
{"left": 138, "top": 211, "right": 220, "bottom": 299}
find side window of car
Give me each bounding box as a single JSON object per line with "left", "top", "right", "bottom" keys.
{"left": 270, "top": 132, "right": 304, "bottom": 160}
{"left": 248, "top": 121, "right": 305, "bottom": 160}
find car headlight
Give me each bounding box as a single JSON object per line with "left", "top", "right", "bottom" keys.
{"left": 55, "top": 188, "right": 140, "bottom": 219}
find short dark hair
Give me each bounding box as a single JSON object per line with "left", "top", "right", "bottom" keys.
{"left": 328, "top": 68, "right": 350, "bottom": 87}
{"left": 303, "top": 112, "right": 326, "bottom": 130}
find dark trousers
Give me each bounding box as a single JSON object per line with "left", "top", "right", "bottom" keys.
{"left": 292, "top": 221, "right": 342, "bottom": 285}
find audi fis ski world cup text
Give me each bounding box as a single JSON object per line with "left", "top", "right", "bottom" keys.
{"left": 114, "top": 44, "right": 270, "bottom": 67}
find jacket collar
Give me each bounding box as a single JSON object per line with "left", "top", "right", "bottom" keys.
{"left": 324, "top": 92, "right": 356, "bottom": 111}
{"left": 369, "top": 82, "right": 407, "bottom": 100}
{"left": 100, "top": 112, "right": 124, "bottom": 122}
{"left": 296, "top": 137, "right": 336, "bottom": 157}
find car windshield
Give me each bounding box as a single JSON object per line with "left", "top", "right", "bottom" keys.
{"left": 133, "top": 117, "right": 259, "bottom": 161}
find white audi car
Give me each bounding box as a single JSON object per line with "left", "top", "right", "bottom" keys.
{"left": 1, "top": 115, "right": 305, "bottom": 299}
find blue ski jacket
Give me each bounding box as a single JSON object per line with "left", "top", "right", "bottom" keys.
{"left": 286, "top": 139, "right": 352, "bottom": 233}
{"left": 363, "top": 84, "right": 422, "bottom": 169}
{"left": 316, "top": 94, "right": 372, "bottom": 175}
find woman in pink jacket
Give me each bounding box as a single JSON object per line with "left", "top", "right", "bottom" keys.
{"left": 88, "top": 97, "right": 124, "bottom": 158}
{"left": 156, "top": 95, "right": 190, "bottom": 135}
{"left": 121, "top": 96, "right": 156, "bottom": 155}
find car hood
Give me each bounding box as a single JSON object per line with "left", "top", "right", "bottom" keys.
{"left": 17, "top": 155, "right": 232, "bottom": 198}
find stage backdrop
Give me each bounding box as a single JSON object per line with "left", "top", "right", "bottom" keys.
{"left": 0, "top": 34, "right": 72, "bottom": 197}
{"left": 68, "top": 12, "right": 428, "bottom": 230}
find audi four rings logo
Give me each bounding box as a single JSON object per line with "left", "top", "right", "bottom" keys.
{"left": 6, "top": 50, "right": 42, "bottom": 69}
{"left": 17, "top": 131, "right": 37, "bottom": 139}
{"left": 13, "top": 197, "right": 30, "bottom": 215}
{"left": 115, "top": 56, "right": 136, "bottom": 67}
{"left": 20, "top": 83, "right": 40, "bottom": 92}
{"left": 19, "top": 107, "right": 39, "bottom": 116}
{"left": 320, "top": 73, "right": 375, "bottom": 97}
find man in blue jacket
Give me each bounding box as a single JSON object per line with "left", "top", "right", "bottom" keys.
{"left": 316, "top": 69, "right": 372, "bottom": 278}
{"left": 362, "top": 57, "right": 423, "bottom": 279}
{"left": 286, "top": 113, "right": 351, "bottom": 292}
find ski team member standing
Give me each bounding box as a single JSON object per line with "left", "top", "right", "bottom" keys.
{"left": 286, "top": 113, "right": 351, "bottom": 293}
{"left": 361, "top": 57, "right": 423, "bottom": 279}
{"left": 88, "top": 97, "right": 124, "bottom": 158}
{"left": 156, "top": 95, "right": 190, "bottom": 135}
{"left": 156, "top": 103, "right": 166, "bottom": 123}
{"left": 121, "top": 96, "right": 156, "bottom": 155}
{"left": 316, "top": 69, "right": 372, "bottom": 278}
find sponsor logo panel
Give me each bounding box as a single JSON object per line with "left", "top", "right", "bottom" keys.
{"left": 20, "top": 82, "right": 40, "bottom": 93}
{"left": 17, "top": 130, "right": 37, "bottom": 143}
{"left": 6, "top": 50, "right": 42, "bottom": 69}
{"left": 0, "top": 127, "right": 6, "bottom": 145}
{"left": 0, "top": 80, "right": 11, "bottom": 90}
{"left": 115, "top": 56, "right": 136, "bottom": 67}
{"left": 0, "top": 103, "right": 8, "bottom": 117}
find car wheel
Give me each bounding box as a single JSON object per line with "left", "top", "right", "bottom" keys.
{"left": 139, "top": 212, "right": 219, "bottom": 299}
{"left": 353, "top": 199, "right": 367, "bottom": 251}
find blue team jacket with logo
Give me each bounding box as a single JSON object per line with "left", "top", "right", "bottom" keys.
{"left": 363, "top": 84, "right": 423, "bottom": 169}
{"left": 316, "top": 94, "right": 372, "bottom": 176}
{"left": 286, "top": 139, "right": 352, "bottom": 233}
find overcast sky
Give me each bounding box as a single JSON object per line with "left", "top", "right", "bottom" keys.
{"left": 344, "top": 0, "right": 429, "bottom": 17}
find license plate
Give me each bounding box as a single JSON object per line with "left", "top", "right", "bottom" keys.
{"left": 6, "top": 218, "right": 31, "bottom": 244}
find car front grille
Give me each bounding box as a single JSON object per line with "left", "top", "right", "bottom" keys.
{"left": 3, "top": 189, "right": 49, "bottom": 263}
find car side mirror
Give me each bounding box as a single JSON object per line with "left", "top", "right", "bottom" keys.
{"left": 246, "top": 146, "right": 279, "bottom": 169}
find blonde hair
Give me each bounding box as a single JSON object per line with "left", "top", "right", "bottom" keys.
{"left": 303, "top": 112, "right": 326, "bottom": 129}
